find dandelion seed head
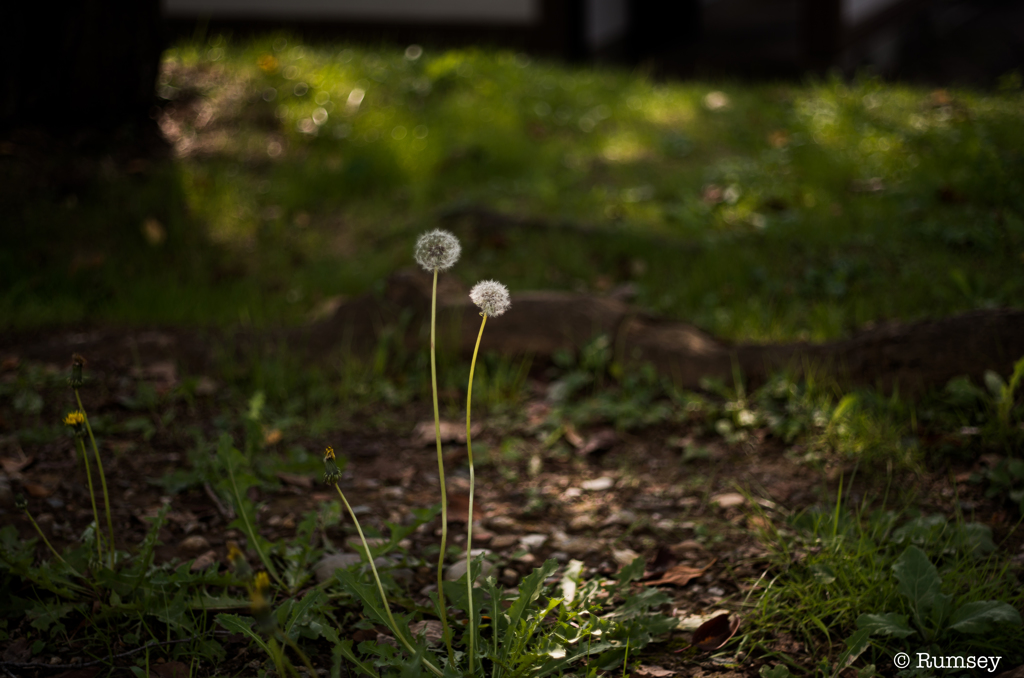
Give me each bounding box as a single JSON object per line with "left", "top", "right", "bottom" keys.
{"left": 470, "top": 280, "right": 511, "bottom": 317}
{"left": 414, "top": 229, "right": 461, "bottom": 272}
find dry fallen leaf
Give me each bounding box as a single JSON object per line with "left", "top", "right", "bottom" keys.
{"left": 668, "top": 540, "right": 705, "bottom": 557}
{"left": 412, "top": 421, "right": 481, "bottom": 446}
{"left": 564, "top": 423, "right": 585, "bottom": 448}
{"left": 691, "top": 613, "right": 740, "bottom": 651}
{"left": 409, "top": 620, "right": 444, "bottom": 646}
{"left": 448, "top": 492, "right": 471, "bottom": 523}
{"left": 194, "top": 376, "right": 218, "bottom": 396}
{"left": 647, "top": 559, "right": 716, "bottom": 587}
{"left": 152, "top": 660, "right": 190, "bottom": 678}
{"left": 132, "top": 361, "right": 178, "bottom": 390}
{"left": 634, "top": 665, "right": 675, "bottom": 677}
{"left": 23, "top": 481, "right": 52, "bottom": 498}
{"left": 524, "top": 401, "right": 550, "bottom": 429}
{"left": 0, "top": 452, "right": 33, "bottom": 477}
{"left": 276, "top": 471, "right": 312, "bottom": 489}
{"left": 51, "top": 668, "right": 100, "bottom": 678}
{"left": 190, "top": 550, "right": 218, "bottom": 572}
{"left": 104, "top": 440, "right": 135, "bottom": 455}
{"left": 579, "top": 428, "right": 617, "bottom": 456}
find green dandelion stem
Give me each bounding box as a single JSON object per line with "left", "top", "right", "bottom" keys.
{"left": 75, "top": 390, "right": 115, "bottom": 566}
{"left": 23, "top": 507, "right": 82, "bottom": 577}
{"left": 75, "top": 435, "right": 104, "bottom": 563}
{"left": 333, "top": 483, "right": 444, "bottom": 678}
{"left": 465, "top": 312, "right": 488, "bottom": 674}
{"left": 429, "top": 267, "right": 455, "bottom": 664}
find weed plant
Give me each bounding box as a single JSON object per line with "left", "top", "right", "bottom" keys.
{"left": 748, "top": 490, "right": 1024, "bottom": 672}
{"left": 300, "top": 233, "right": 675, "bottom": 677}
{"left": 2, "top": 343, "right": 1023, "bottom": 673}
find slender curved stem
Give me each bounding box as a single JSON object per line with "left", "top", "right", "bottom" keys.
{"left": 466, "top": 312, "right": 487, "bottom": 674}
{"left": 75, "top": 435, "right": 104, "bottom": 563}
{"left": 333, "top": 484, "right": 444, "bottom": 678}
{"left": 429, "top": 267, "right": 455, "bottom": 664}
{"left": 75, "top": 390, "right": 115, "bottom": 566}
{"left": 227, "top": 457, "right": 282, "bottom": 586}
{"left": 22, "top": 508, "right": 82, "bottom": 578}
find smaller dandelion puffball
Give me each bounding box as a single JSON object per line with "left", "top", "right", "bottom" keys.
{"left": 470, "top": 280, "right": 511, "bottom": 317}
{"left": 414, "top": 229, "right": 461, "bottom": 272}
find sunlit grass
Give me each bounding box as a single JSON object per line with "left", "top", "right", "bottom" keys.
{"left": 4, "top": 34, "right": 1022, "bottom": 339}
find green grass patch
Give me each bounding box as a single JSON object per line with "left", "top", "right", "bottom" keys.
{"left": 4, "top": 36, "right": 1023, "bottom": 338}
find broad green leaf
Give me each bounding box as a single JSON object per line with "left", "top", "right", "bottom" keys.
{"left": 952, "top": 522, "right": 995, "bottom": 556}
{"left": 28, "top": 602, "right": 77, "bottom": 634}
{"left": 616, "top": 556, "right": 646, "bottom": 586}
{"left": 893, "top": 546, "right": 943, "bottom": 616}
{"left": 949, "top": 600, "right": 1022, "bottom": 633}
{"left": 855, "top": 613, "right": 915, "bottom": 638}
{"left": 760, "top": 665, "right": 792, "bottom": 678}
{"left": 284, "top": 588, "right": 329, "bottom": 641}
{"left": 927, "top": 591, "right": 953, "bottom": 630}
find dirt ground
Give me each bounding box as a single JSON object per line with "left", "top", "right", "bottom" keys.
{"left": 2, "top": 319, "right": 1020, "bottom": 678}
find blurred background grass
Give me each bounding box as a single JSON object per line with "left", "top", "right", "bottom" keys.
{"left": 3, "top": 35, "right": 1022, "bottom": 342}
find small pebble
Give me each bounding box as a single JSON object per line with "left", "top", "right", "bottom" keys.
{"left": 519, "top": 534, "right": 548, "bottom": 550}
{"left": 602, "top": 509, "right": 637, "bottom": 527}
{"left": 179, "top": 535, "right": 210, "bottom": 553}
{"left": 581, "top": 477, "right": 614, "bottom": 491}
{"left": 444, "top": 554, "right": 496, "bottom": 583}
{"left": 490, "top": 535, "right": 519, "bottom": 549}
{"left": 488, "top": 515, "right": 518, "bottom": 530}
{"left": 569, "top": 515, "right": 596, "bottom": 530}
{"left": 612, "top": 548, "right": 640, "bottom": 567}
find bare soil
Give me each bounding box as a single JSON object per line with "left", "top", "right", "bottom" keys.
{"left": 1, "top": 292, "right": 1022, "bottom": 677}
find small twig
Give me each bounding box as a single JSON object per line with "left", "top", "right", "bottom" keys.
{"left": 205, "top": 481, "right": 235, "bottom": 520}
{"left": 0, "top": 631, "right": 231, "bottom": 671}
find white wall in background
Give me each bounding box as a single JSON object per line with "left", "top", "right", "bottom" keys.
{"left": 843, "top": 0, "right": 899, "bottom": 26}
{"left": 586, "top": 0, "right": 628, "bottom": 49}
{"left": 162, "top": 0, "right": 539, "bottom": 24}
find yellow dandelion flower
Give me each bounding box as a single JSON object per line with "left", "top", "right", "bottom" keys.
{"left": 63, "top": 411, "right": 85, "bottom": 427}
{"left": 253, "top": 571, "right": 270, "bottom": 592}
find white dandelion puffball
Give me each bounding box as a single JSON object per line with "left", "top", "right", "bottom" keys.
{"left": 470, "top": 280, "right": 511, "bottom": 317}
{"left": 414, "top": 229, "right": 461, "bottom": 272}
